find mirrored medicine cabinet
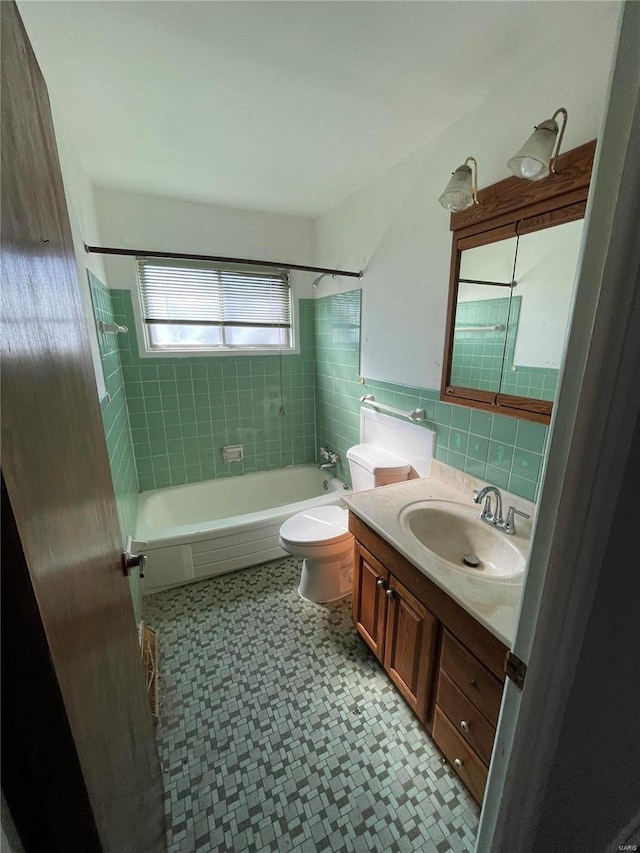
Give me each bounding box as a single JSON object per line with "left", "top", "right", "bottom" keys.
{"left": 441, "top": 140, "right": 596, "bottom": 425}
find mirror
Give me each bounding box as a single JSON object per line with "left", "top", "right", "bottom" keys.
{"left": 451, "top": 220, "right": 583, "bottom": 402}
{"left": 500, "top": 219, "right": 583, "bottom": 401}
{"left": 441, "top": 140, "right": 595, "bottom": 424}
{"left": 451, "top": 236, "right": 518, "bottom": 394}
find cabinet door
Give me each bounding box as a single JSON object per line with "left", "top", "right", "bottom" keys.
{"left": 352, "top": 544, "right": 389, "bottom": 660}
{"left": 384, "top": 577, "right": 438, "bottom": 724}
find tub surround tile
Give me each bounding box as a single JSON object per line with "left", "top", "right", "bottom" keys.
{"left": 88, "top": 272, "right": 142, "bottom": 621}
{"left": 112, "top": 290, "right": 317, "bottom": 490}
{"left": 102, "top": 284, "right": 547, "bottom": 503}
{"left": 146, "top": 558, "right": 479, "bottom": 852}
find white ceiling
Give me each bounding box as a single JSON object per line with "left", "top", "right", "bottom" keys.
{"left": 19, "top": 1, "right": 616, "bottom": 218}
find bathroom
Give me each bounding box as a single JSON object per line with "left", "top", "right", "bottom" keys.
{"left": 3, "top": 2, "right": 639, "bottom": 852}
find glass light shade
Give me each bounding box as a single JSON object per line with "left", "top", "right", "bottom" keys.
{"left": 439, "top": 165, "right": 474, "bottom": 212}
{"left": 508, "top": 119, "right": 558, "bottom": 181}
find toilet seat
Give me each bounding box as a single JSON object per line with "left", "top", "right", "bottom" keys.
{"left": 279, "top": 506, "right": 349, "bottom": 547}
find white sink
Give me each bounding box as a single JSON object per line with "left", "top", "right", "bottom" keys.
{"left": 398, "top": 499, "right": 526, "bottom": 580}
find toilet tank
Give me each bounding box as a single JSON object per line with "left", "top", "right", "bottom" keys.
{"left": 346, "top": 444, "right": 411, "bottom": 491}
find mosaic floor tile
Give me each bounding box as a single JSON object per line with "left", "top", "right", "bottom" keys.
{"left": 145, "top": 558, "right": 479, "bottom": 852}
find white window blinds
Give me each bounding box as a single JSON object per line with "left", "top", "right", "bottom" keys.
{"left": 136, "top": 258, "right": 292, "bottom": 351}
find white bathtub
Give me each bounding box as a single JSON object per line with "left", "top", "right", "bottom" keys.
{"left": 133, "top": 465, "right": 345, "bottom": 593}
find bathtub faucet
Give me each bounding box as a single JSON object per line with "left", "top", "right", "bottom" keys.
{"left": 319, "top": 446, "right": 340, "bottom": 469}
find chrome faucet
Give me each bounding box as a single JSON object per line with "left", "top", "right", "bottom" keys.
{"left": 319, "top": 446, "right": 340, "bottom": 469}
{"left": 473, "top": 485, "right": 530, "bottom": 535}
{"left": 473, "top": 485, "right": 503, "bottom": 526}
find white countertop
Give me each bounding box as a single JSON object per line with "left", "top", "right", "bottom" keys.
{"left": 342, "top": 460, "right": 535, "bottom": 648}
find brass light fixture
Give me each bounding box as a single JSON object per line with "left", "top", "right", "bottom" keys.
{"left": 439, "top": 156, "right": 480, "bottom": 212}
{"left": 508, "top": 107, "right": 568, "bottom": 181}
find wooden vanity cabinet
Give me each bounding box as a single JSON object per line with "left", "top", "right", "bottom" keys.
{"left": 350, "top": 512, "right": 508, "bottom": 804}
{"left": 433, "top": 630, "right": 503, "bottom": 803}
{"left": 352, "top": 547, "right": 389, "bottom": 660}
{"left": 384, "top": 576, "right": 438, "bottom": 724}
{"left": 352, "top": 543, "right": 438, "bottom": 723}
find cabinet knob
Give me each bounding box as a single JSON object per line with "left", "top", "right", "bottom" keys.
{"left": 454, "top": 758, "right": 463, "bottom": 769}
{"left": 470, "top": 679, "right": 477, "bottom": 687}
{"left": 460, "top": 720, "right": 470, "bottom": 732}
{"left": 376, "top": 577, "right": 387, "bottom": 589}
{"left": 385, "top": 587, "right": 395, "bottom": 601}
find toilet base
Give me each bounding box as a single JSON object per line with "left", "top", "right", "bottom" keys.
{"left": 297, "top": 552, "right": 353, "bottom": 604}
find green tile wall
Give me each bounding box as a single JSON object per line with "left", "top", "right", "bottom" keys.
{"left": 113, "top": 290, "right": 316, "bottom": 491}
{"left": 315, "top": 291, "right": 363, "bottom": 485}
{"left": 451, "top": 295, "right": 521, "bottom": 392}
{"left": 452, "top": 293, "right": 559, "bottom": 401}
{"left": 500, "top": 364, "right": 559, "bottom": 401}
{"left": 88, "top": 273, "right": 142, "bottom": 622}
{"left": 314, "top": 290, "right": 548, "bottom": 502}
{"left": 99, "top": 283, "right": 548, "bottom": 504}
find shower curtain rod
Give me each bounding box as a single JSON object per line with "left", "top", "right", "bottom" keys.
{"left": 84, "top": 245, "right": 363, "bottom": 280}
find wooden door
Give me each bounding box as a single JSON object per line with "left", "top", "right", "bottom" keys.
{"left": 352, "top": 544, "right": 389, "bottom": 660}
{"left": 384, "top": 577, "right": 438, "bottom": 724}
{"left": 1, "top": 4, "right": 165, "bottom": 851}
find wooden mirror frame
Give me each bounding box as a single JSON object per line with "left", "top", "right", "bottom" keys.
{"left": 440, "top": 139, "right": 596, "bottom": 425}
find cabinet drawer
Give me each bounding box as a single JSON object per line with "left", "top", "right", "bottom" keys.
{"left": 440, "top": 631, "right": 503, "bottom": 724}
{"left": 436, "top": 670, "right": 496, "bottom": 765}
{"left": 433, "top": 706, "right": 487, "bottom": 805}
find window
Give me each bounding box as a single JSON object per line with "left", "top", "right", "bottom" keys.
{"left": 136, "top": 257, "right": 293, "bottom": 353}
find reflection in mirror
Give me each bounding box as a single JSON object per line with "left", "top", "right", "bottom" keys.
{"left": 451, "top": 237, "right": 517, "bottom": 393}
{"left": 499, "top": 219, "right": 583, "bottom": 401}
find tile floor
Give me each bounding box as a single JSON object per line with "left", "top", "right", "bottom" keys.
{"left": 145, "top": 557, "right": 479, "bottom": 853}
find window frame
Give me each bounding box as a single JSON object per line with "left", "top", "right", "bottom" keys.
{"left": 132, "top": 257, "right": 299, "bottom": 358}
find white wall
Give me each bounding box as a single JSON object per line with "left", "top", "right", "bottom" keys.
{"left": 513, "top": 219, "right": 583, "bottom": 368}
{"left": 53, "top": 119, "right": 109, "bottom": 396}
{"left": 457, "top": 220, "right": 584, "bottom": 369}
{"left": 93, "top": 187, "right": 315, "bottom": 303}
{"left": 459, "top": 238, "right": 518, "bottom": 293}
{"left": 315, "top": 10, "right": 619, "bottom": 390}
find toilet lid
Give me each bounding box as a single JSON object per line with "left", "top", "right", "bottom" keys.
{"left": 346, "top": 444, "right": 410, "bottom": 475}
{"left": 280, "top": 506, "right": 350, "bottom": 545}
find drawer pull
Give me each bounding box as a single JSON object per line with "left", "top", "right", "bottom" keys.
{"left": 460, "top": 720, "right": 470, "bottom": 732}
{"left": 454, "top": 758, "right": 463, "bottom": 769}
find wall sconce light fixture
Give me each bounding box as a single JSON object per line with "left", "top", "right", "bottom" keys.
{"left": 439, "top": 156, "right": 480, "bottom": 212}
{"left": 508, "top": 107, "right": 568, "bottom": 181}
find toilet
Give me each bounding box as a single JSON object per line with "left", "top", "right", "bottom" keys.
{"left": 278, "top": 444, "right": 411, "bottom": 603}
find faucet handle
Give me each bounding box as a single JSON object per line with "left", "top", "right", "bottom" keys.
{"left": 504, "top": 505, "right": 531, "bottom": 534}
{"left": 480, "top": 495, "right": 494, "bottom": 521}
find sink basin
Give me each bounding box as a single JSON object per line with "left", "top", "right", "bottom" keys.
{"left": 398, "top": 500, "right": 526, "bottom": 580}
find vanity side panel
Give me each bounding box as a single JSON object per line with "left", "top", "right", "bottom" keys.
{"left": 348, "top": 513, "right": 509, "bottom": 679}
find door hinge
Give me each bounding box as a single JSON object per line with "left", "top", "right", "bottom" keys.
{"left": 505, "top": 650, "right": 527, "bottom": 689}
